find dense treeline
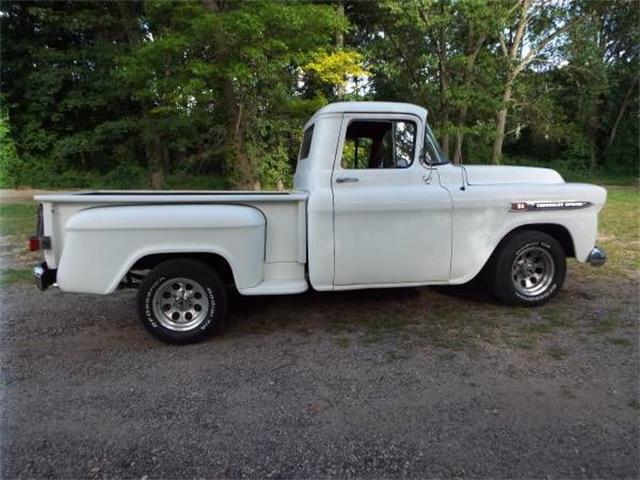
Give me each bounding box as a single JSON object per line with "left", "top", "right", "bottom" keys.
{"left": 1, "top": 0, "right": 638, "bottom": 189}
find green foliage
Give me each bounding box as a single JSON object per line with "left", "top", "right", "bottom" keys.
{"left": 0, "top": 108, "right": 23, "bottom": 187}
{"left": 304, "top": 50, "right": 368, "bottom": 87}
{"left": 1, "top": 0, "right": 638, "bottom": 188}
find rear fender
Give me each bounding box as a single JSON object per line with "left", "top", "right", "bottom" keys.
{"left": 56, "top": 204, "right": 265, "bottom": 294}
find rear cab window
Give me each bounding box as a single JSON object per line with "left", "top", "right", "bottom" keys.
{"left": 298, "top": 124, "right": 314, "bottom": 161}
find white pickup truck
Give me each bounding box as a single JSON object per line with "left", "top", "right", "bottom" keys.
{"left": 31, "top": 102, "right": 607, "bottom": 343}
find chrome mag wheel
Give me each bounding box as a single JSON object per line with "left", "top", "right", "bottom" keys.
{"left": 511, "top": 246, "right": 555, "bottom": 297}
{"left": 152, "top": 277, "right": 210, "bottom": 331}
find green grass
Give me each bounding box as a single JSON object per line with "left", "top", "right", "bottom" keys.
{"left": 0, "top": 202, "right": 37, "bottom": 238}
{"left": 0, "top": 268, "right": 32, "bottom": 286}
{"left": 521, "top": 306, "right": 577, "bottom": 335}
{"left": 607, "top": 337, "right": 633, "bottom": 347}
{"left": 592, "top": 313, "right": 620, "bottom": 334}
{"left": 597, "top": 188, "right": 640, "bottom": 275}
{"left": 546, "top": 345, "right": 568, "bottom": 360}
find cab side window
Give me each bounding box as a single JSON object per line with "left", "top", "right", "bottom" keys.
{"left": 298, "top": 124, "right": 314, "bottom": 161}
{"left": 341, "top": 120, "right": 416, "bottom": 169}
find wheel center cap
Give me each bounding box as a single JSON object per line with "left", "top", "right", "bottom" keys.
{"left": 174, "top": 290, "right": 192, "bottom": 311}
{"left": 520, "top": 262, "right": 535, "bottom": 276}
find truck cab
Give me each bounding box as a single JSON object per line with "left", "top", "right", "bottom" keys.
{"left": 297, "top": 102, "right": 453, "bottom": 290}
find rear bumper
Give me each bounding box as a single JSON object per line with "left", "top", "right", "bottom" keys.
{"left": 34, "top": 262, "right": 57, "bottom": 291}
{"left": 587, "top": 246, "right": 607, "bottom": 267}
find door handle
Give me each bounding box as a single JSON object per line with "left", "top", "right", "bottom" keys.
{"left": 335, "top": 177, "right": 359, "bottom": 184}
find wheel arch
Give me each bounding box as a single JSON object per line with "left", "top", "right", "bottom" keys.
{"left": 130, "top": 252, "right": 235, "bottom": 286}
{"left": 504, "top": 223, "right": 575, "bottom": 258}
{"left": 477, "top": 223, "right": 575, "bottom": 280}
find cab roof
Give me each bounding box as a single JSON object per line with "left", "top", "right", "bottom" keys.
{"left": 304, "top": 101, "right": 428, "bottom": 129}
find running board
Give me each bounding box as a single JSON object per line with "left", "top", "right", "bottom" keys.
{"left": 238, "top": 278, "right": 308, "bottom": 296}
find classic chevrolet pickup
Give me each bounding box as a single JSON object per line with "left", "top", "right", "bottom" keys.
{"left": 31, "top": 102, "right": 607, "bottom": 343}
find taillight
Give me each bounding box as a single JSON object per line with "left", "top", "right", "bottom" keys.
{"left": 29, "top": 236, "right": 40, "bottom": 251}
{"left": 29, "top": 205, "right": 51, "bottom": 251}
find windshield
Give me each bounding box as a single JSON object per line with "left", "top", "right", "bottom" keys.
{"left": 424, "top": 124, "right": 449, "bottom": 165}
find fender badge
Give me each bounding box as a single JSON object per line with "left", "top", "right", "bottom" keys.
{"left": 510, "top": 201, "right": 592, "bottom": 212}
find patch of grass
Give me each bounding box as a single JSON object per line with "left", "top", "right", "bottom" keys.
{"left": 0, "top": 268, "right": 32, "bottom": 286}
{"left": 560, "top": 384, "right": 577, "bottom": 399}
{"left": 546, "top": 345, "right": 568, "bottom": 360}
{"left": 606, "top": 337, "right": 632, "bottom": 347}
{"left": 592, "top": 313, "right": 619, "bottom": 334}
{"left": 522, "top": 307, "right": 577, "bottom": 335}
{"left": 542, "top": 307, "right": 577, "bottom": 328}
{"left": 508, "top": 334, "right": 538, "bottom": 350}
{"left": 326, "top": 306, "right": 417, "bottom": 346}
{"left": 591, "top": 187, "right": 639, "bottom": 276}
{"left": 413, "top": 299, "right": 506, "bottom": 350}
{"left": 333, "top": 336, "right": 352, "bottom": 348}
{"left": 0, "top": 202, "right": 36, "bottom": 238}
{"left": 523, "top": 322, "right": 554, "bottom": 334}
{"left": 385, "top": 350, "right": 412, "bottom": 362}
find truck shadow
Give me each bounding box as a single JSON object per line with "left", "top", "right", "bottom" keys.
{"left": 223, "top": 281, "right": 498, "bottom": 337}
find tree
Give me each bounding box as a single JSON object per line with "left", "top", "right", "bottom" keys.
{"left": 350, "top": 0, "right": 499, "bottom": 163}
{"left": 491, "top": 0, "right": 580, "bottom": 164}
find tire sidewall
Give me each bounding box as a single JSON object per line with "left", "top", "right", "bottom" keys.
{"left": 137, "top": 260, "right": 226, "bottom": 343}
{"left": 494, "top": 232, "right": 566, "bottom": 306}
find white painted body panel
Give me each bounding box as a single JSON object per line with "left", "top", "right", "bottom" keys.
{"left": 58, "top": 205, "right": 265, "bottom": 294}
{"left": 35, "top": 101, "right": 607, "bottom": 297}
{"left": 440, "top": 164, "right": 606, "bottom": 283}
{"left": 330, "top": 111, "right": 452, "bottom": 287}
{"left": 36, "top": 193, "right": 308, "bottom": 295}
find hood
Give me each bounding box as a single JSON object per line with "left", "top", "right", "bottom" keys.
{"left": 463, "top": 165, "right": 564, "bottom": 186}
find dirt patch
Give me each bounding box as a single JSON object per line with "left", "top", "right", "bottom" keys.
{"left": 0, "top": 189, "right": 50, "bottom": 203}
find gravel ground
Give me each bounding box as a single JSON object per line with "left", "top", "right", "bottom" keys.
{"left": 1, "top": 272, "right": 639, "bottom": 479}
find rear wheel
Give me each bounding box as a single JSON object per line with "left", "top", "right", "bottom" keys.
{"left": 486, "top": 230, "right": 566, "bottom": 306}
{"left": 137, "top": 259, "right": 227, "bottom": 344}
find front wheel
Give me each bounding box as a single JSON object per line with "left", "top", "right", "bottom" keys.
{"left": 137, "top": 259, "right": 227, "bottom": 344}
{"left": 486, "top": 230, "right": 566, "bottom": 306}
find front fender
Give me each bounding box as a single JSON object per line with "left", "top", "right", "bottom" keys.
{"left": 57, "top": 204, "right": 265, "bottom": 294}
{"left": 448, "top": 183, "right": 606, "bottom": 284}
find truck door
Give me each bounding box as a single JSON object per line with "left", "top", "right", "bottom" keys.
{"left": 331, "top": 113, "right": 452, "bottom": 287}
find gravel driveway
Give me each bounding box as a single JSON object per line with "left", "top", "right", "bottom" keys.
{"left": 1, "top": 269, "right": 638, "bottom": 479}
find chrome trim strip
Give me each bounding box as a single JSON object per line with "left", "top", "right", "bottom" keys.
{"left": 510, "top": 201, "right": 593, "bottom": 212}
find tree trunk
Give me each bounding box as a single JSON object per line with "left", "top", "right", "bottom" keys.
{"left": 437, "top": 35, "right": 450, "bottom": 158}
{"left": 452, "top": 108, "right": 466, "bottom": 165}
{"left": 202, "top": 0, "right": 257, "bottom": 190}
{"left": 491, "top": 83, "right": 512, "bottom": 165}
{"left": 586, "top": 113, "right": 599, "bottom": 172}
{"left": 452, "top": 33, "right": 485, "bottom": 164}
{"left": 118, "top": 1, "right": 166, "bottom": 188}
{"left": 335, "top": 0, "right": 346, "bottom": 98}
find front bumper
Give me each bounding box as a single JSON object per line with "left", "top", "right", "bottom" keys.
{"left": 587, "top": 246, "right": 607, "bottom": 267}
{"left": 34, "top": 262, "right": 57, "bottom": 291}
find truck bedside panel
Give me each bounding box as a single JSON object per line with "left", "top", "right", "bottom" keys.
{"left": 56, "top": 205, "right": 266, "bottom": 294}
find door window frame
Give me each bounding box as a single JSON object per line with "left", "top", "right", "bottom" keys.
{"left": 333, "top": 113, "right": 425, "bottom": 174}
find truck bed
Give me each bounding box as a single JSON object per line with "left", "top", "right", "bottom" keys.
{"left": 35, "top": 190, "right": 309, "bottom": 293}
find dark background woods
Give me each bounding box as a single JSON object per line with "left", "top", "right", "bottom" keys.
{"left": 1, "top": 0, "right": 638, "bottom": 190}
